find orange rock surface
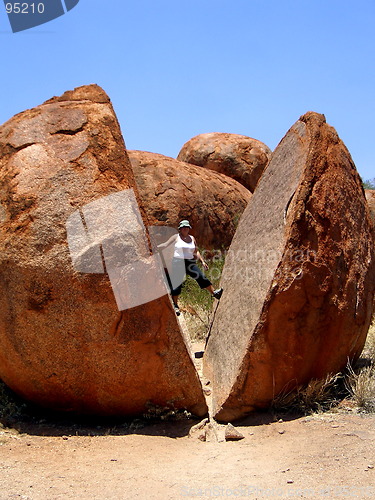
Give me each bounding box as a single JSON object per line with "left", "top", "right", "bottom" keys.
{"left": 0, "top": 85, "right": 207, "bottom": 417}
{"left": 129, "top": 150, "right": 251, "bottom": 251}
{"left": 204, "top": 112, "right": 375, "bottom": 422}
{"left": 177, "top": 132, "right": 271, "bottom": 192}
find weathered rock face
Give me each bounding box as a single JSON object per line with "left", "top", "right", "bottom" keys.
{"left": 365, "top": 190, "right": 375, "bottom": 227}
{"left": 128, "top": 150, "right": 251, "bottom": 251}
{"left": 0, "top": 85, "right": 207, "bottom": 417}
{"left": 177, "top": 133, "right": 271, "bottom": 192}
{"left": 204, "top": 112, "right": 375, "bottom": 422}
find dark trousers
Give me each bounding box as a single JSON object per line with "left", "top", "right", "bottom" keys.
{"left": 169, "top": 258, "right": 211, "bottom": 296}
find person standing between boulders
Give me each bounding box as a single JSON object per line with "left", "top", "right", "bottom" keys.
{"left": 157, "top": 220, "right": 223, "bottom": 316}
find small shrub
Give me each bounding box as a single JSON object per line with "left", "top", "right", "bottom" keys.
{"left": 363, "top": 178, "right": 375, "bottom": 190}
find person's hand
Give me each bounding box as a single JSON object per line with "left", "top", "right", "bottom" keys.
{"left": 202, "top": 261, "right": 209, "bottom": 270}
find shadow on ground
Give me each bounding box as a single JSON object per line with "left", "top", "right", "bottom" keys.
{"left": 0, "top": 397, "right": 304, "bottom": 439}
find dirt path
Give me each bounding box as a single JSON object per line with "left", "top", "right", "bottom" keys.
{"left": 1, "top": 335, "right": 375, "bottom": 500}
{"left": 1, "top": 411, "right": 375, "bottom": 500}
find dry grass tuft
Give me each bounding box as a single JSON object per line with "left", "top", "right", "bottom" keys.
{"left": 179, "top": 301, "right": 211, "bottom": 343}
{"left": 345, "top": 364, "right": 375, "bottom": 413}
{"left": 345, "top": 320, "right": 375, "bottom": 413}
{"left": 362, "top": 320, "right": 375, "bottom": 360}
{"left": 272, "top": 373, "right": 343, "bottom": 415}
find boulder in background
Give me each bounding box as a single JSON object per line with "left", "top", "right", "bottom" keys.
{"left": 177, "top": 133, "right": 271, "bottom": 192}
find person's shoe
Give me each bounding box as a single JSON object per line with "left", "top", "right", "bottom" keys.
{"left": 174, "top": 304, "right": 181, "bottom": 316}
{"left": 213, "top": 288, "right": 223, "bottom": 300}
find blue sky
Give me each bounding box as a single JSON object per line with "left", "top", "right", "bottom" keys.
{"left": 1, "top": 0, "right": 374, "bottom": 181}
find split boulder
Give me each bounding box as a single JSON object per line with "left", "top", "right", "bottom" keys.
{"left": 204, "top": 112, "right": 375, "bottom": 422}
{"left": 128, "top": 150, "right": 251, "bottom": 250}
{"left": 0, "top": 85, "right": 207, "bottom": 417}
{"left": 177, "top": 133, "right": 271, "bottom": 192}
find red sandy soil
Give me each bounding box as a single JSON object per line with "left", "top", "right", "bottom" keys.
{"left": 1, "top": 336, "right": 375, "bottom": 500}
{"left": 1, "top": 410, "right": 375, "bottom": 500}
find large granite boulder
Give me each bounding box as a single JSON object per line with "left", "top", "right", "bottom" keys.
{"left": 365, "top": 190, "right": 375, "bottom": 226}
{"left": 204, "top": 112, "right": 375, "bottom": 422}
{"left": 128, "top": 150, "right": 251, "bottom": 251}
{"left": 0, "top": 85, "right": 207, "bottom": 417}
{"left": 177, "top": 133, "right": 271, "bottom": 192}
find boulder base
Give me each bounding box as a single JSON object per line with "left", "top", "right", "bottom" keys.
{"left": 204, "top": 112, "right": 375, "bottom": 422}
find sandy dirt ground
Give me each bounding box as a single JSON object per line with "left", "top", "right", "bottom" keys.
{"left": 1, "top": 336, "right": 375, "bottom": 500}
{"left": 1, "top": 411, "right": 375, "bottom": 500}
